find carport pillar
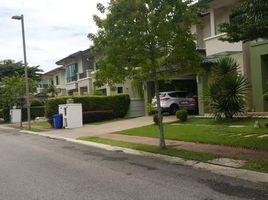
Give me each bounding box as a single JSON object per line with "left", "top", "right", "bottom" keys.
{"left": 197, "top": 75, "right": 207, "bottom": 116}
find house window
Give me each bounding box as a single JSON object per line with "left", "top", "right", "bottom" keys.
{"left": 67, "top": 63, "right": 78, "bottom": 83}
{"left": 56, "top": 76, "right": 60, "bottom": 85}
{"left": 117, "top": 87, "right": 123, "bottom": 94}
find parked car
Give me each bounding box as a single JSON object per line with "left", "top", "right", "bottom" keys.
{"left": 152, "top": 91, "right": 198, "bottom": 114}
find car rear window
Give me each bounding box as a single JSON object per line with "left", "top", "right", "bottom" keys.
{"left": 177, "top": 92, "right": 187, "bottom": 98}
{"left": 169, "top": 93, "right": 177, "bottom": 97}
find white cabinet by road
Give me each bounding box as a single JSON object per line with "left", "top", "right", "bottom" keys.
{"left": 58, "top": 104, "right": 83, "bottom": 129}
{"left": 10, "top": 109, "right": 21, "bottom": 123}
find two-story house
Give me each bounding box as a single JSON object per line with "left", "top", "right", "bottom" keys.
{"left": 55, "top": 49, "right": 94, "bottom": 96}
{"left": 38, "top": 0, "right": 268, "bottom": 116}
{"left": 37, "top": 48, "right": 145, "bottom": 117}
{"left": 194, "top": 0, "right": 268, "bottom": 113}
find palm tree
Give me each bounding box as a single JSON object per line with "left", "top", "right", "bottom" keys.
{"left": 207, "top": 57, "right": 250, "bottom": 119}
{"left": 46, "top": 85, "right": 57, "bottom": 97}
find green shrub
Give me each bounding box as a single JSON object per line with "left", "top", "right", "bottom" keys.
{"left": 147, "top": 103, "right": 155, "bottom": 115}
{"left": 0, "top": 109, "right": 3, "bottom": 119}
{"left": 176, "top": 109, "right": 188, "bottom": 122}
{"left": 153, "top": 114, "right": 162, "bottom": 125}
{"left": 264, "top": 92, "right": 268, "bottom": 102}
{"left": 31, "top": 100, "right": 44, "bottom": 107}
{"left": 22, "top": 106, "right": 45, "bottom": 121}
{"left": 2, "top": 108, "right": 10, "bottom": 122}
{"left": 83, "top": 110, "right": 114, "bottom": 123}
{"left": 44, "top": 94, "right": 130, "bottom": 124}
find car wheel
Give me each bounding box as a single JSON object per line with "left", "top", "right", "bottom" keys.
{"left": 169, "top": 104, "right": 179, "bottom": 115}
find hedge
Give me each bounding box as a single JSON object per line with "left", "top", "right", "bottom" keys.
{"left": 0, "top": 109, "right": 3, "bottom": 119}
{"left": 31, "top": 100, "right": 44, "bottom": 107}
{"left": 82, "top": 110, "right": 114, "bottom": 123}
{"left": 2, "top": 106, "right": 45, "bottom": 123}
{"left": 22, "top": 106, "right": 45, "bottom": 121}
{"left": 44, "top": 94, "right": 130, "bottom": 124}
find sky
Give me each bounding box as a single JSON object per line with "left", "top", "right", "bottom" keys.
{"left": 0, "top": 0, "right": 108, "bottom": 72}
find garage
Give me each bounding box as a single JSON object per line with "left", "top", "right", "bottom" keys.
{"left": 145, "top": 75, "right": 199, "bottom": 114}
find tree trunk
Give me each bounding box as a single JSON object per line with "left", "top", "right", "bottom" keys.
{"left": 153, "top": 70, "right": 166, "bottom": 148}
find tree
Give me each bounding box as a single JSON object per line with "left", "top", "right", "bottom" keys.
{"left": 207, "top": 57, "right": 250, "bottom": 119}
{"left": 45, "top": 84, "right": 57, "bottom": 97}
{"left": 219, "top": 0, "right": 268, "bottom": 42}
{"left": 89, "top": 0, "right": 204, "bottom": 148}
{"left": 0, "top": 76, "right": 37, "bottom": 108}
{"left": 0, "top": 59, "right": 43, "bottom": 81}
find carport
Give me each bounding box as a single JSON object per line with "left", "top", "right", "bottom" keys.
{"left": 144, "top": 75, "right": 199, "bottom": 114}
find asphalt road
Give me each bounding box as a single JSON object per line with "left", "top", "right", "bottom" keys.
{"left": 0, "top": 127, "right": 267, "bottom": 200}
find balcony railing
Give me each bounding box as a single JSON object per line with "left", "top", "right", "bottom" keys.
{"left": 204, "top": 33, "right": 242, "bottom": 56}
{"left": 78, "top": 70, "right": 94, "bottom": 80}
{"left": 79, "top": 71, "right": 87, "bottom": 79}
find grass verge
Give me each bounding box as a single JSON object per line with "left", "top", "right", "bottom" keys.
{"left": 79, "top": 136, "right": 268, "bottom": 174}
{"left": 8, "top": 124, "right": 44, "bottom": 132}
{"left": 31, "top": 121, "right": 52, "bottom": 129}
{"left": 8, "top": 120, "right": 51, "bottom": 132}
{"left": 242, "top": 160, "right": 268, "bottom": 174}
{"left": 78, "top": 136, "right": 219, "bottom": 162}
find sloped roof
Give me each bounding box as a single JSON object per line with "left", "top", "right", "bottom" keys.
{"left": 56, "top": 48, "right": 91, "bottom": 65}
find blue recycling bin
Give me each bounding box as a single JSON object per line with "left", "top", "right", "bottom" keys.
{"left": 53, "top": 114, "right": 63, "bottom": 129}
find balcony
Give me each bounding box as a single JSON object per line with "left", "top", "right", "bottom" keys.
{"left": 66, "top": 82, "right": 78, "bottom": 91}
{"left": 204, "top": 33, "right": 242, "bottom": 56}
{"left": 78, "top": 70, "right": 94, "bottom": 80}
{"left": 79, "top": 71, "right": 87, "bottom": 79}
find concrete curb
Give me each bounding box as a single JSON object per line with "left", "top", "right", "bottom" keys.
{"left": 16, "top": 129, "right": 268, "bottom": 184}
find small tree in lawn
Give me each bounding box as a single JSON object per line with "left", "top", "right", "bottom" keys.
{"left": 89, "top": 0, "right": 204, "bottom": 148}
{"left": 207, "top": 57, "right": 250, "bottom": 119}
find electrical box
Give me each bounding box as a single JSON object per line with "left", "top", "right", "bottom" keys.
{"left": 58, "top": 103, "right": 83, "bottom": 128}
{"left": 10, "top": 108, "right": 21, "bottom": 123}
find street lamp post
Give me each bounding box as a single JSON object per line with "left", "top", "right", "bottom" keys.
{"left": 12, "top": 14, "right": 31, "bottom": 130}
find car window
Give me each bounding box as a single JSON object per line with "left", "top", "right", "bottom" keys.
{"left": 177, "top": 92, "right": 187, "bottom": 98}
{"left": 168, "top": 93, "right": 177, "bottom": 97}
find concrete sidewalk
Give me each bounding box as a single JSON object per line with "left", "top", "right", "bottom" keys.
{"left": 43, "top": 115, "right": 177, "bottom": 139}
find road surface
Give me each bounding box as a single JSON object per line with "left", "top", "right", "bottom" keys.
{"left": 0, "top": 127, "right": 267, "bottom": 200}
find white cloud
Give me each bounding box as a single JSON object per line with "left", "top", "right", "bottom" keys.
{"left": 0, "top": 0, "right": 109, "bottom": 72}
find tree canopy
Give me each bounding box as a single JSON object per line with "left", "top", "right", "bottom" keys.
{"left": 0, "top": 76, "right": 37, "bottom": 108}
{"left": 89, "top": 0, "right": 204, "bottom": 147}
{"left": 0, "top": 60, "right": 43, "bottom": 81}
{"left": 89, "top": 0, "right": 204, "bottom": 85}
{"left": 219, "top": 0, "right": 268, "bottom": 42}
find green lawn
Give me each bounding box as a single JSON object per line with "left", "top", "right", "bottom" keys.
{"left": 79, "top": 136, "right": 219, "bottom": 162}
{"left": 115, "top": 118, "right": 268, "bottom": 151}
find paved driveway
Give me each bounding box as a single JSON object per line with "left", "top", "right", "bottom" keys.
{"left": 44, "top": 115, "right": 177, "bottom": 139}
